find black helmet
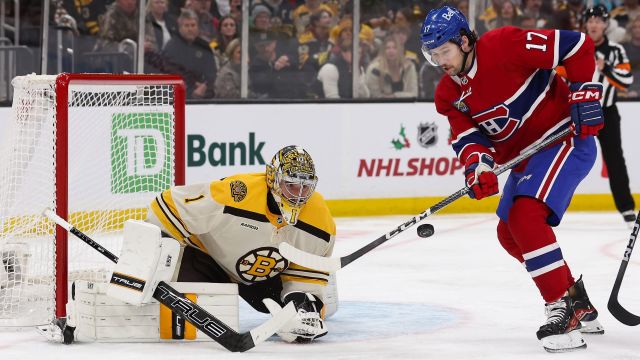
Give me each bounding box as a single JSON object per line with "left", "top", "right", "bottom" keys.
{"left": 583, "top": 4, "right": 609, "bottom": 21}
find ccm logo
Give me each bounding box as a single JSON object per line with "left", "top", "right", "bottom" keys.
{"left": 569, "top": 89, "right": 600, "bottom": 103}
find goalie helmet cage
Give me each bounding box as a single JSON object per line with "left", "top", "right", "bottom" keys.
{"left": 0, "top": 73, "right": 185, "bottom": 328}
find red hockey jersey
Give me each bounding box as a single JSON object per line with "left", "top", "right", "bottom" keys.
{"left": 434, "top": 26, "right": 597, "bottom": 165}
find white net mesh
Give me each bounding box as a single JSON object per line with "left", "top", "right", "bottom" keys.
{"left": 0, "top": 74, "right": 180, "bottom": 327}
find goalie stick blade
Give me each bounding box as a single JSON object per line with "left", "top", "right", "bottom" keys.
{"left": 248, "top": 302, "right": 297, "bottom": 345}
{"left": 278, "top": 242, "right": 342, "bottom": 272}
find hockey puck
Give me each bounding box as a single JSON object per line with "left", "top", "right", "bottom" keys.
{"left": 417, "top": 224, "right": 435, "bottom": 238}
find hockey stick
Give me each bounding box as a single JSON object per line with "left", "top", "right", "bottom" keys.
{"left": 43, "top": 209, "right": 296, "bottom": 351}
{"left": 608, "top": 210, "right": 640, "bottom": 326}
{"left": 279, "top": 127, "right": 572, "bottom": 272}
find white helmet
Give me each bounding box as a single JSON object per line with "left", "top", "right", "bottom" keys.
{"left": 266, "top": 146, "right": 318, "bottom": 225}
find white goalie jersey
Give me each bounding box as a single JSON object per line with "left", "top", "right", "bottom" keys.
{"left": 146, "top": 172, "right": 336, "bottom": 300}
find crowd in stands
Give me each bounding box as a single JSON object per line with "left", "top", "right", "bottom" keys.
{"left": 24, "top": 0, "right": 640, "bottom": 100}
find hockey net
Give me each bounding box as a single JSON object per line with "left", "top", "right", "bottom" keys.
{"left": 0, "top": 73, "right": 185, "bottom": 328}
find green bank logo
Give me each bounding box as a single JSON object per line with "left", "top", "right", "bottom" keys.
{"left": 111, "top": 112, "right": 173, "bottom": 193}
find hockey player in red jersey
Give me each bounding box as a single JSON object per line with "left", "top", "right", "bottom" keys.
{"left": 421, "top": 6, "right": 604, "bottom": 352}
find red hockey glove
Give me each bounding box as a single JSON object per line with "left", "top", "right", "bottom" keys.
{"left": 465, "top": 152, "right": 499, "bottom": 200}
{"left": 569, "top": 82, "right": 604, "bottom": 139}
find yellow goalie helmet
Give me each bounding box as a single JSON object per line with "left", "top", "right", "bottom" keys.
{"left": 266, "top": 146, "right": 318, "bottom": 225}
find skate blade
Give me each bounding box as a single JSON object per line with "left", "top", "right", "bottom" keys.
{"left": 542, "top": 330, "right": 587, "bottom": 353}
{"left": 579, "top": 319, "right": 605, "bottom": 335}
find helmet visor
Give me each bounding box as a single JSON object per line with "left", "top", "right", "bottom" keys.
{"left": 421, "top": 42, "right": 457, "bottom": 67}
{"left": 277, "top": 173, "right": 317, "bottom": 207}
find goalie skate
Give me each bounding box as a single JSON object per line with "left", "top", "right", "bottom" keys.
{"left": 536, "top": 296, "right": 586, "bottom": 353}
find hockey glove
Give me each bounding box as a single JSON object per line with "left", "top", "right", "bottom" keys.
{"left": 465, "top": 152, "right": 498, "bottom": 200}
{"left": 263, "top": 292, "right": 327, "bottom": 343}
{"left": 568, "top": 82, "right": 604, "bottom": 139}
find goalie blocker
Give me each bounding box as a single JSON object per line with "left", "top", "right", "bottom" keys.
{"left": 106, "top": 220, "right": 180, "bottom": 305}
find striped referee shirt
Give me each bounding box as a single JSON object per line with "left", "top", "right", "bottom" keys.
{"left": 595, "top": 36, "right": 633, "bottom": 107}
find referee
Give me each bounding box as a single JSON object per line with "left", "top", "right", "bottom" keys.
{"left": 584, "top": 5, "right": 636, "bottom": 227}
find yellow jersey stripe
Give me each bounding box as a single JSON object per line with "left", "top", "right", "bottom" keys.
{"left": 160, "top": 191, "right": 192, "bottom": 236}
{"left": 280, "top": 274, "right": 328, "bottom": 285}
{"left": 288, "top": 263, "right": 330, "bottom": 276}
{"left": 150, "top": 198, "right": 185, "bottom": 243}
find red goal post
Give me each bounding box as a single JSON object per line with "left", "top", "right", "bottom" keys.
{"left": 0, "top": 73, "right": 185, "bottom": 328}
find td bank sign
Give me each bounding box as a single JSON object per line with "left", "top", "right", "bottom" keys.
{"left": 111, "top": 112, "right": 173, "bottom": 193}
{"left": 187, "top": 132, "right": 266, "bottom": 167}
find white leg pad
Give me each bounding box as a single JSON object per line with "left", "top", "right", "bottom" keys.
{"left": 323, "top": 273, "right": 339, "bottom": 318}
{"left": 107, "top": 220, "right": 180, "bottom": 305}
{"left": 71, "top": 280, "right": 239, "bottom": 342}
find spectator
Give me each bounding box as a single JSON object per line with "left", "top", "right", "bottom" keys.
{"left": 393, "top": 7, "right": 421, "bottom": 61}
{"left": 292, "top": 0, "right": 335, "bottom": 35}
{"left": 61, "top": 0, "right": 109, "bottom": 36}
{"left": 521, "top": 0, "right": 550, "bottom": 29}
{"left": 215, "top": 38, "right": 242, "bottom": 98}
{"left": 251, "top": 4, "right": 273, "bottom": 31}
{"left": 317, "top": 20, "right": 370, "bottom": 98}
{"left": 418, "top": 60, "right": 445, "bottom": 100}
{"left": 213, "top": 15, "right": 238, "bottom": 60}
{"left": 477, "top": 0, "right": 504, "bottom": 34}
{"left": 254, "top": 0, "right": 294, "bottom": 26}
{"left": 623, "top": 15, "right": 640, "bottom": 97}
{"left": 365, "top": 36, "right": 418, "bottom": 98}
{"left": 518, "top": 13, "right": 538, "bottom": 28}
{"left": 229, "top": 0, "right": 242, "bottom": 23}
{"left": 296, "top": 9, "right": 333, "bottom": 97}
{"left": 486, "top": 0, "right": 521, "bottom": 31}
{"left": 389, "top": 24, "right": 419, "bottom": 70}
{"left": 145, "top": 0, "right": 178, "bottom": 52}
{"left": 185, "top": 0, "right": 218, "bottom": 44}
{"left": 549, "top": 0, "right": 583, "bottom": 30}
{"left": 94, "top": 0, "right": 139, "bottom": 52}
{"left": 249, "top": 30, "right": 298, "bottom": 98}
{"left": 611, "top": 0, "right": 640, "bottom": 28}
{"left": 162, "top": 9, "right": 217, "bottom": 99}
{"left": 358, "top": 23, "right": 377, "bottom": 69}
{"left": 584, "top": 5, "right": 636, "bottom": 227}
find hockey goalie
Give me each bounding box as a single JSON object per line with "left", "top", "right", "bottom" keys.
{"left": 71, "top": 145, "right": 338, "bottom": 344}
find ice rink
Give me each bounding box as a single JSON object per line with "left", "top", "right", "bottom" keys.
{"left": 1, "top": 211, "right": 639, "bottom": 359}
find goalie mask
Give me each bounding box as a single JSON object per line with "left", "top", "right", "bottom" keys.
{"left": 266, "top": 146, "right": 318, "bottom": 225}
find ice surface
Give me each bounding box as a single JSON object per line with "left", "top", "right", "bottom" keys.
{"left": 1, "top": 212, "right": 639, "bottom": 359}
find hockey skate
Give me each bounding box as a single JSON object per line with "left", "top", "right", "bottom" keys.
{"left": 570, "top": 276, "right": 604, "bottom": 334}
{"left": 622, "top": 210, "right": 636, "bottom": 229}
{"left": 536, "top": 296, "right": 586, "bottom": 352}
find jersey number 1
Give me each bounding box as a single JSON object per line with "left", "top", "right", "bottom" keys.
{"left": 525, "top": 32, "right": 547, "bottom": 52}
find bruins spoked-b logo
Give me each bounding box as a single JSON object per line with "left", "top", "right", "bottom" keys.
{"left": 417, "top": 122, "right": 438, "bottom": 149}
{"left": 236, "top": 247, "right": 288, "bottom": 283}
{"left": 230, "top": 180, "right": 247, "bottom": 202}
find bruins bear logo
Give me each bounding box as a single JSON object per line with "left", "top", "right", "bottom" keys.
{"left": 230, "top": 180, "right": 247, "bottom": 202}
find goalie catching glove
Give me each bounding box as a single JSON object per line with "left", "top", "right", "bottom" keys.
{"left": 465, "top": 152, "right": 498, "bottom": 200}
{"left": 568, "top": 82, "right": 604, "bottom": 139}
{"left": 263, "top": 292, "right": 327, "bottom": 343}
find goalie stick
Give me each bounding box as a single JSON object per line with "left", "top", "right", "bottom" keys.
{"left": 279, "top": 127, "right": 572, "bottom": 272}
{"left": 43, "top": 209, "right": 296, "bottom": 351}
{"left": 608, "top": 210, "right": 640, "bottom": 326}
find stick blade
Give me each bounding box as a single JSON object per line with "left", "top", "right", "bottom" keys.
{"left": 608, "top": 298, "right": 640, "bottom": 326}
{"left": 278, "top": 242, "right": 342, "bottom": 272}
{"left": 247, "top": 302, "right": 297, "bottom": 346}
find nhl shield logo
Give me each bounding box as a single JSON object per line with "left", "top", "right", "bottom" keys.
{"left": 417, "top": 122, "right": 438, "bottom": 148}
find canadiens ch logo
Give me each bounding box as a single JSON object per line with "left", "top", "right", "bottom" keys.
{"left": 236, "top": 247, "right": 288, "bottom": 283}
{"left": 230, "top": 180, "right": 247, "bottom": 202}
{"left": 473, "top": 104, "right": 521, "bottom": 142}
{"left": 417, "top": 122, "right": 438, "bottom": 148}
